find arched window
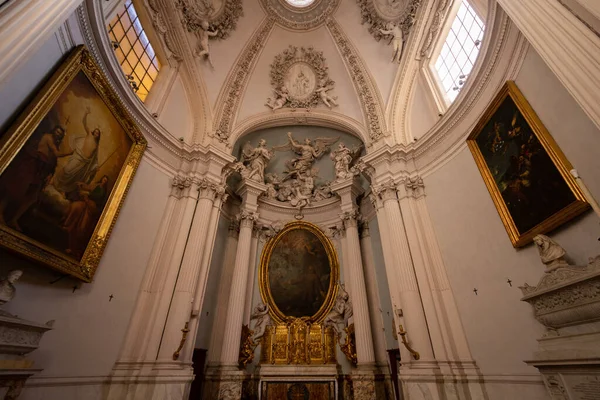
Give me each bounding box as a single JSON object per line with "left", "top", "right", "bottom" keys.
{"left": 424, "top": 0, "right": 486, "bottom": 111}
{"left": 107, "top": 0, "right": 160, "bottom": 102}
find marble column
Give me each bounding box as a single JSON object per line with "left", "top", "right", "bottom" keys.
{"left": 400, "top": 177, "right": 475, "bottom": 366}
{"left": 340, "top": 210, "right": 376, "bottom": 366}
{"left": 372, "top": 181, "right": 435, "bottom": 363}
{"left": 358, "top": 220, "right": 390, "bottom": 368}
{"left": 206, "top": 220, "right": 239, "bottom": 366}
{"left": 495, "top": 0, "right": 600, "bottom": 129}
{"left": 185, "top": 189, "right": 229, "bottom": 360}
{"left": 114, "top": 175, "right": 197, "bottom": 366}
{"left": 157, "top": 178, "right": 225, "bottom": 363}
{"left": 215, "top": 180, "right": 265, "bottom": 398}
{"left": 243, "top": 225, "right": 261, "bottom": 324}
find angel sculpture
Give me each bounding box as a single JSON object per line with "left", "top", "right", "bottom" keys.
{"left": 239, "top": 139, "right": 273, "bottom": 183}
{"left": 265, "top": 86, "right": 290, "bottom": 111}
{"left": 250, "top": 302, "right": 271, "bottom": 342}
{"left": 379, "top": 22, "right": 404, "bottom": 63}
{"left": 272, "top": 132, "right": 339, "bottom": 180}
{"left": 195, "top": 20, "right": 219, "bottom": 68}
{"left": 315, "top": 80, "right": 338, "bottom": 108}
{"left": 324, "top": 283, "right": 353, "bottom": 335}
{"left": 330, "top": 143, "right": 363, "bottom": 182}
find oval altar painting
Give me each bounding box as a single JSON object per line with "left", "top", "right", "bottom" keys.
{"left": 264, "top": 224, "right": 337, "bottom": 321}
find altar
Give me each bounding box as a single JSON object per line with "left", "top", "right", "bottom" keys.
{"left": 258, "top": 365, "right": 338, "bottom": 400}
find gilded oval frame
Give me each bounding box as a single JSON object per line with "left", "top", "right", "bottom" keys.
{"left": 259, "top": 221, "right": 339, "bottom": 324}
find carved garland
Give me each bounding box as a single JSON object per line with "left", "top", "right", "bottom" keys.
{"left": 357, "top": 0, "right": 423, "bottom": 42}
{"left": 268, "top": 45, "right": 335, "bottom": 109}
{"left": 420, "top": 0, "right": 452, "bottom": 57}
{"left": 326, "top": 19, "right": 385, "bottom": 142}
{"left": 175, "top": 0, "right": 243, "bottom": 40}
{"left": 213, "top": 18, "right": 275, "bottom": 142}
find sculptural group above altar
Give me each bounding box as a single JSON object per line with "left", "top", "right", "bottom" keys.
{"left": 230, "top": 132, "right": 364, "bottom": 217}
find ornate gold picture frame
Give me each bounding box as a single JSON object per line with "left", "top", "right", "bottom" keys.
{"left": 0, "top": 46, "right": 146, "bottom": 281}
{"left": 259, "top": 221, "right": 339, "bottom": 324}
{"left": 467, "top": 81, "right": 588, "bottom": 247}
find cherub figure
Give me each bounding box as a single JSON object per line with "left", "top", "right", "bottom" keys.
{"left": 315, "top": 79, "right": 338, "bottom": 108}
{"left": 195, "top": 20, "right": 219, "bottom": 68}
{"left": 265, "top": 86, "right": 290, "bottom": 111}
{"left": 379, "top": 22, "right": 404, "bottom": 63}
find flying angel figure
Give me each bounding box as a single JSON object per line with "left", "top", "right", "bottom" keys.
{"left": 265, "top": 86, "right": 290, "bottom": 111}
{"left": 272, "top": 132, "right": 339, "bottom": 179}
{"left": 316, "top": 80, "right": 338, "bottom": 108}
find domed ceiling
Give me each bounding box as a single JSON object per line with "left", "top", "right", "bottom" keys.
{"left": 143, "top": 0, "right": 428, "bottom": 146}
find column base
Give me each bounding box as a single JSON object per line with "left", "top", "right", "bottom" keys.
{"left": 203, "top": 365, "right": 249, "bottom": 400}
{"left": 104, "top": 361, "right": 195, "bottom": 400}
{"left": 345, "top": 364, "right": 394, "bottom": 400}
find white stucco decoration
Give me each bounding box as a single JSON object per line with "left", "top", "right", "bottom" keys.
{"left": 265, "top": 46, "right": 338, "bottom": 110}
{"left": 260, "top": 0, "right": 340, "bottom": 30}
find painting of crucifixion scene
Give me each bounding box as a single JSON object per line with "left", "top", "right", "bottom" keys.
{"left": 0, "top": 71, "right": 133, "bottom": 261}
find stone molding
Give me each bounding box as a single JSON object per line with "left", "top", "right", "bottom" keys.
{"left": 419, "top": 0, "right": 452, "bottom": 58}
{"left": 213, "top": 18, "right": 275, "bottom": 143}
{"left": 326, "top": 18, "right": 387, "bottom": 143}
{"left": 259, "top": 0, "right": 340, "bottom": 31}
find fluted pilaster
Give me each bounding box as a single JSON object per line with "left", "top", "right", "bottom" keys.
{"left": 372, "top": 180, "right": 434, "bottom": 362}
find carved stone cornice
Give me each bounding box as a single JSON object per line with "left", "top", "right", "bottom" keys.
{"left": 259, "top": 0, "right": 340, "bottom": 31}
{"left": 213, "top": 18, "right": 275, "bottom": 143}
{"left": 326, "top": 18, "right": 386, "bottom": 143}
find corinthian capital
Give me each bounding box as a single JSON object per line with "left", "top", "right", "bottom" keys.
{"left": 237, "top": 210, "right": 259, "bottom": 228}
{"left": 405, "top": 176, "right": 425, "bottom": 198}
{"left": 372, "top": 180, "right": 398, "bottom": 202}
{"left": 170, "top": 174, "right": 193, "bottom": 197}
{"left": 340, "top": 209, "right": 361, "bottom": 228}
{"left": 196, "top": 177, "right": 226, "bottom": 200}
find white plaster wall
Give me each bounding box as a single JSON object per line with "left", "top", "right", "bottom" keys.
{"left": 2, "top": 158, "right": 170, "bottom": 379}
{"left": 423, "top": 45, "right": 600, "bottom": 396}
{"left": 237, "top": 24, "right": 364, "bottom": 124}
{"left": 157, "top": 75, "right": 193, "bottom": 143}
{"left": 335, "top": 0, "right": 397, "bottom": 108}
{"left": 408, "top": 73, "right": 440, "bottom": 141}
{"left": 202, "top": 0, "right": 266, "bottom": 109}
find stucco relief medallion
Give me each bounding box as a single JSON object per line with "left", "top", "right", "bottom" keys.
{"left": 284, "top": 63, "right": 317, "bottom": 101}
{"left": 265, "top": 46, "right": 338, "bottom": 110}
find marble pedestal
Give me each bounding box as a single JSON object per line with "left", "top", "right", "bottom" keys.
{"left": 0, "top": 314, "right": 53, "bottom": 399}
{"left": 521, "top": 255, "right": 600, "bottom": 400}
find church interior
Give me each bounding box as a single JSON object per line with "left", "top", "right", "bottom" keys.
{"left": 0, "top": 0, "right": 599, "bottom": 399}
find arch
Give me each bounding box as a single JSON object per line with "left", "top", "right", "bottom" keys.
{"left": 229, "top": 111, "right": 369, "bottom": 152}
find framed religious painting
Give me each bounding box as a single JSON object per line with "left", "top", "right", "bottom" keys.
{"left": 0, "top": 46, "right": 146, "bottom": 281}
{"left": 467, "top": 81, "right": 588, "bottom": 247}
{"left": 259, "top": 221, "right": 339, "bottom": 324}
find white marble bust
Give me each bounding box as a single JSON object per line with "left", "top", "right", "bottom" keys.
{"left": 533, "top": 234, "right": 570, "bottom": 271}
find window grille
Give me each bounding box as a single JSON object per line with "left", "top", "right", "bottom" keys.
{"left": 107, "top": 0, "right": 160, "bottom": 102}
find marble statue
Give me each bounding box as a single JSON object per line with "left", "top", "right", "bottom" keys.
{"left": 533, "top": 234, "right": 570, "bottom": 271}
{"left": 315, "top": 79, "right": 338, "bottom": 108}
{"left": 379, "top": 22, "right": 404, "bottom": 63}
{"left": 238, "top": 139, "right": 274, "bottom": 183}
{"left": 250, "top": 302, "right": 271, "bottom": 342}
{"left": 265, "top": 86, "right": 290, "bottom": 111}
{"left": 330, "top": 142, "right": 363, "bottom": 182}
{"left": 196, "top": 19, "right": 219, "bottom": 68}
{"left": 324, "top": 283, "right": 353, "bottom": 334}
{"left": 274, "top": 132, "right": 339, "bottom": 179}
{"left": 0, "top": 270, "right": 22, "bottom": 308}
